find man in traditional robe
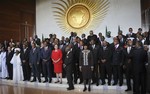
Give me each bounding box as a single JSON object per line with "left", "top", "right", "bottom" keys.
{"left": 64, "top": 44, "right": 74, "bottom": 90}
{"left": 0, "top": 47, "right": 8, "bottom": 79}
{"left": 10, "top": 48, "right": 24, "bottom": 83}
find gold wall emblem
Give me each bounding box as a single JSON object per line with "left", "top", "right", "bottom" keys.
{"left": 53, "top": 0, "right": 109, "bottom": 34}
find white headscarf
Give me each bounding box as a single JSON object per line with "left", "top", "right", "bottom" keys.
{"left": 14, "top": 48, "right": 20, "bottom": 52}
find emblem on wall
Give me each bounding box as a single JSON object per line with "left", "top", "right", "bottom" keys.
{"left": 53, "top": 0, "right": 109, "bottom": 34}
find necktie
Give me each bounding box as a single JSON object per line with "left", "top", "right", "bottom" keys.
{"left": 93, "top": 45, "right": 95, "bottom": 49}
{"left": 127, "top": 47, "right": 131, "bottom": 54}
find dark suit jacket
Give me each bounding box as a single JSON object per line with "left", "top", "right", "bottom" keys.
{"left": 64, "top": 49, "right": 73, "bottom": 67}
{"left": 40, "top": 47, "right": 52, "bottom": 61}
{"left": 99, "top": 46, "right": 112, "bottom": 64}
{"left": 89, "top": 44, "right": 100, "bottom": 64}
{"left": 131, "top": 47, "right": 147, "bottom": 73}
{"left": 112, "top": 45, "right": 124, "bottom": 65}
{"left": 20, "top": 48, "right": 30, "bottom": 63}
{"left": 72, "top": 43, "right": 80, "bottom": 64}
{"left": 6, "top": 51, "right": 14, "bottom": 65}
{"left": 29, "top": 47, "right": 41, "bottom": 64}
{"left": 87, "top": 34, "right": 97, "bottom": 43}
{"left": 123, "top": 47, "right": 134, "bottom": 65}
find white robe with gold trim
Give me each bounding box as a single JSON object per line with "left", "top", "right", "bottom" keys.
{"left": 10, "top": 53, "right": 24, "bottom": 83}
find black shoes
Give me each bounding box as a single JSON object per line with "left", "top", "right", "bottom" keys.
{"left": 108, "top": 82, "right": 111, "bottom": 86}
{"left": 119, "top": 83, "right": 123, "bottom": 86}
{"left": 49, "top": 79, "right": 52, "bottom": 83}
{"left": 83, "top": 87, "right": 91, "bottom": 92}
{"left": 113, "top": 83, "right": 117, "bottom": 86}
{"left": 38, "top": 79, "right": 41, "bottom": 83}
{"left": 96, "top": 83, "right": 99, "bottom": 86}
{"left": 88, "top": 87, "right": 91, "bottom": 92}
{"left": 55, "top": 80, "right": 59, "bottom": 83}
{"left": 79, "top": 81, "right": 83, "bottom": 84}
{"left": 125, "top": 88, "right": 132, "bottom": 92}
{"left": 31, "top": 79, "right": 36, "bottom": 82}
{"left": 74, "top": 81, "right": 77, "bottom": 84}
{"left": 67, "top": 87, "right": 74, "bottom": 90}
{"left": 83, "top": 87, "right": 87, "bottom": 92}
{"left": 43, "top": 80, "right": 48, "bottom": 83}
{"left": 101, "top": 82, "right": 106, "bottom": 85}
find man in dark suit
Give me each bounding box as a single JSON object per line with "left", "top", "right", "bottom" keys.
{"left": 99, "top": 41, "right": 112, "bottom": 85}
{"left": 81, "top": 33, "right": 88, "bottom": 45}
{"left": 123, "top": 39, "right": 134, "bottom": 91}
{"left": 126, "top": 28, "right": 136, "bottom": 38}
{"left": 87, "top": 30, "right": 98, "bottom": 44}
{"left": 29, "top": 42, "right": 41, "bottom": 82}
{"left": 97, "top": 32, "right": 103, "bottom": 46}
{"left": 6, "top": 46, "right": 14, "bottom": 80}
{"left": 132, "top": 41, "right": 147, "bottom": 94}
{"left": 112, "top": 38, "right": 124, "bottom": 86}
{"left": 117, "top": 34, "right": 126, "bottom": 47}
{"left": 72, "top": 37, "right": 80, "bottom": 84}
{"left": 147, "top": 47, "right": 150, "bottom": 93}
{"left": 89, "top": 39, "right": 100, "bottom": 86}
{"left": 20, "top": 43, "right": 31, "bottom": 81}
{"left": 41, "top": 41, "right": 52, "bottom": 83}
{"left": 64, "top": 44, "right": 74, "bottom": 90}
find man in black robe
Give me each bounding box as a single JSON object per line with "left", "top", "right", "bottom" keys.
{"left": 64, "top": 44, "right": 74, "bottom": 90}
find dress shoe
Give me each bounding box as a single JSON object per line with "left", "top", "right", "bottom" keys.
{"left": 83, "top": 87, "right": 87, "bottom": 92}
{"left": 119, "top": 83, "right": 123, "bottom": 86}
{"left": 74, "top": 81, "right": 77, "bottom": 84}
{"left": 60, "top": 81, "right": 62, "bottom": 84}
{"left": 96, "top": 83, "right": 99, "bottom": 86}
{"left": 49, "top": 80, "right": 52, "bottom": 83}
{"left": 79, "top": 81, "right": 83, "bottom": 84}
{"left": 31, "top": 80, "right": 36, "bottom": 82}
{"left": 43, "top": 80, "right": 48, "bottom": 83}
{"left": 125, "top": 88, "right": 132, "bottom": 92}
{"left": 101, "top": 82, "right": 106, "bottom": 85}
{"left": 88, "top": 87, "right": 91, "bottom": 92}
{"left": 113, "top": 83, "right": 117, "bottom": 86}
{"left": 55, "top": 80, "right": 59, "bottom": 83}
{"left": 67, "top": 87, "right": 74, "bottom": 90}
{"left": 91, "top": 82, "right": 95, "bottom": 84}
{"left": 108, "top": 82, "right": 111, "bottom": 86}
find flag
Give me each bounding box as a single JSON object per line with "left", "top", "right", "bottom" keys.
{"left": 42, "top": 34, "right": 44, "bottom": 41}
{"left": 105, "top": 26, "right": 108, "bottom": 37}
{"left": 118, "top": 25, "right": 120, "bottom": 33}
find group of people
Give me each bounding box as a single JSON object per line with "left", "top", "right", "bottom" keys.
{"left": 0, "top": 28, "right": 150, "bottom": 94}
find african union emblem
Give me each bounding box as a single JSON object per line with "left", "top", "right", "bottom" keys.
{"left": 52, "top": 0, "right": 109, "bottom": 34}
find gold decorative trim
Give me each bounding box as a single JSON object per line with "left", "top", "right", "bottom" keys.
{"left": 52, "top": 0, "right": 110, "bottom": 34}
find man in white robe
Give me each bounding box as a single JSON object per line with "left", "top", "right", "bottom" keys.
{"left": 0, "top": 47, "right": 8, "bottom": 78}
{"left": 10, "top": 48, "right": 24, "bottom": 83}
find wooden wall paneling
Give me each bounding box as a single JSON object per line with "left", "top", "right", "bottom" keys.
{"left": 0, "top": 0, "right": 35, "bottom": 43}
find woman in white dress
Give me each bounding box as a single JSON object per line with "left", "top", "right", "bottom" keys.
{"left": 0, "top": 47, "right": 8, "bottom": 78}
{"left": 10, "top": 48, "right": 24, "bottom": 83}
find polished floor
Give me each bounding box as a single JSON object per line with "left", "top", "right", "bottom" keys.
{"left": 0, "top": 84, "right": 133, "bottom": 94}
{"left": 0, "top": 79, "right": 133, "bottom": 94}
